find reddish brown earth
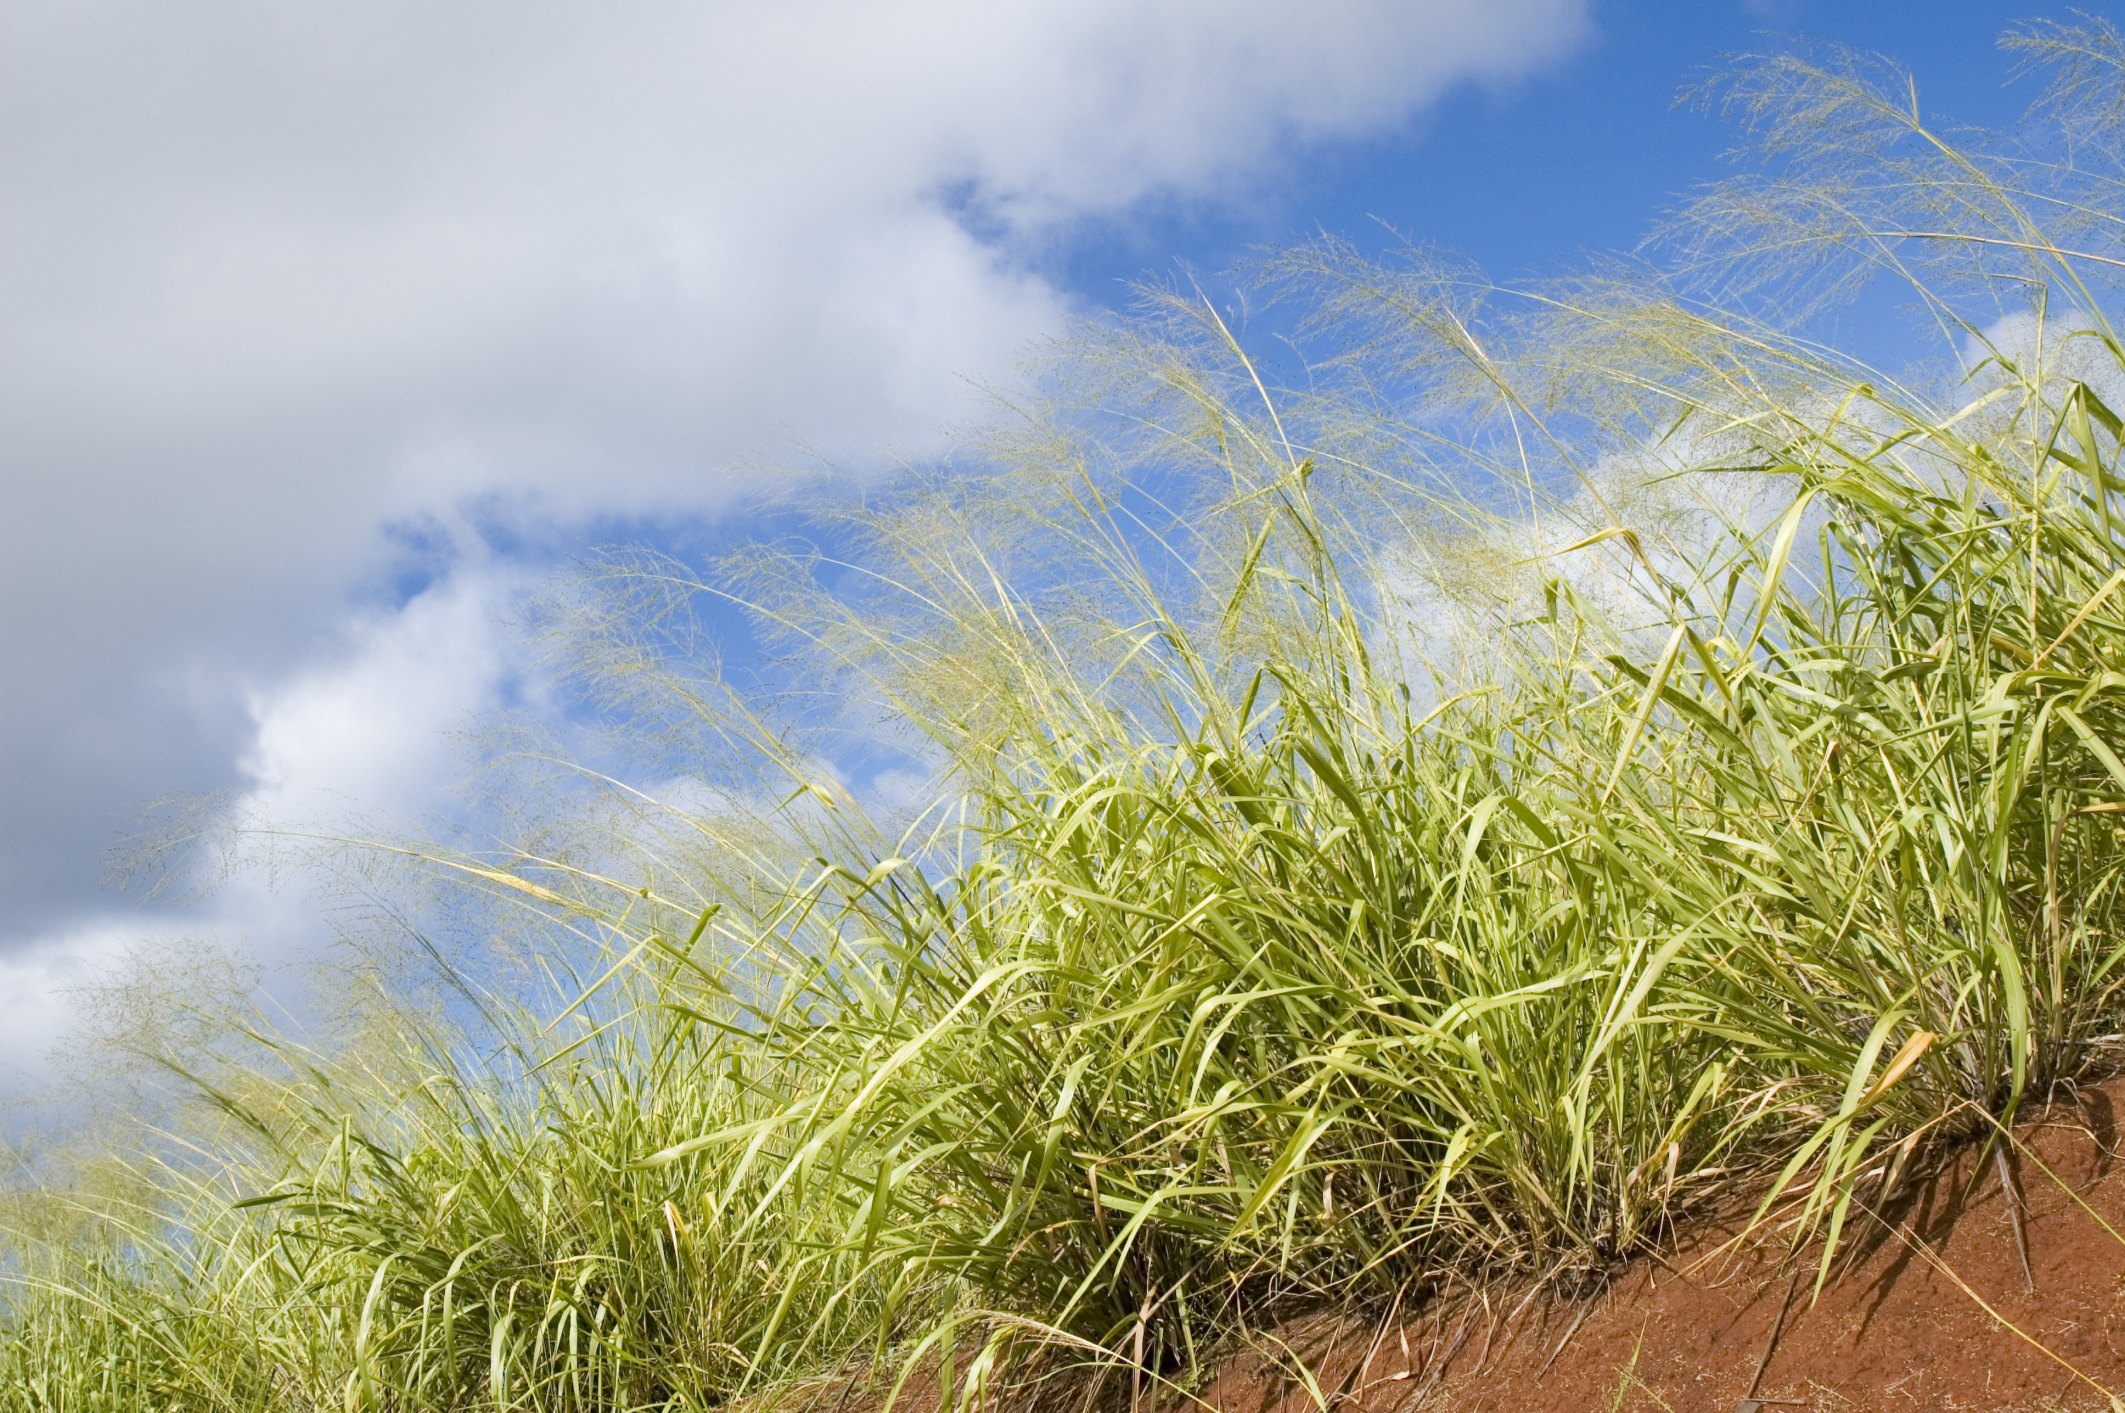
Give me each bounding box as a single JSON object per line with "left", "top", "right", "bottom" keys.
{"left": 1192, "top": 1080, "right": 2125, "bottom": 1412}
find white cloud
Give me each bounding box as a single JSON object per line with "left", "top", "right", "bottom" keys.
{"left": 236, "top": 564, "right": 525, "bottom": 834}
{"left": 1964, "top": 307, "right": 2125, "bottom": 409}
{"left": 0, "top": 562, "right": 535, "bottom": 1090}
{"left": 0, "top": 920, "right": 147, "bottom": 1098}
{"left": 0, "top": 0, "right": 1591, "bottom": 1083}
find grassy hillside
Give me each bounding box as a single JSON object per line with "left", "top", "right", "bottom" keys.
{"left": 11, "top": 21, "right": 2125, "bottom": 1411}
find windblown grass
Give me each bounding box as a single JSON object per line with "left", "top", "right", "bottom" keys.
{"left": 14, "top": 18, "right": 2125, "bottom": 1411}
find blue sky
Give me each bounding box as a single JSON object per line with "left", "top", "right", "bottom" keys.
{"left": 0, "top": 0, "right": 2057, "bottom": 1089}
{"left": 1057, "top": 2, "right": 2035, "bottom": 302}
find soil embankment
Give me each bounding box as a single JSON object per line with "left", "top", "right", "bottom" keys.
{"left": 1192, "top": 1081, "right": 2125, "bottom": 1411}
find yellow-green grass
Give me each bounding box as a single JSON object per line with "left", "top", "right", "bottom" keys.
{"left": 12, "top": 20, "right": 2125, "bottom": 1411}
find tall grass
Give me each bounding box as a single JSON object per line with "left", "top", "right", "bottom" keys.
{"left": 13, "top": 19, "right": 2125, "bottom": 1410}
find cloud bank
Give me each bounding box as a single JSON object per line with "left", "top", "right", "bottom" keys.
{"left": 0, "top": 0, "right": 1590, "bottom": 1086}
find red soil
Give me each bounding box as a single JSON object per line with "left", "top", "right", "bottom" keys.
{"left": 1192, "top": 1081, "right": 2125, "bottom": 1412}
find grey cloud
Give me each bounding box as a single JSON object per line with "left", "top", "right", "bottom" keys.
{"left": 0, "top": 0, "right": 1589, "bottom": 960}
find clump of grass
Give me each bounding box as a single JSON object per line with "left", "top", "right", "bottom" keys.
{"left": 1, "top": 961, "right": 921, "bottom": 1411}
{"left": 13, "top": 17, "right": 2125, "bottom": 1410}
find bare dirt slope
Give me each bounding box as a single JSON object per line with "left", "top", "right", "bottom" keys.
{"left": 1191, "top": 1082, "right": 2125, "bottom": 1412}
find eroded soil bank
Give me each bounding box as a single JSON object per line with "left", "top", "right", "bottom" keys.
{"left": 1189, "top": 1079, "right": 2125, "bottom": 1412}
